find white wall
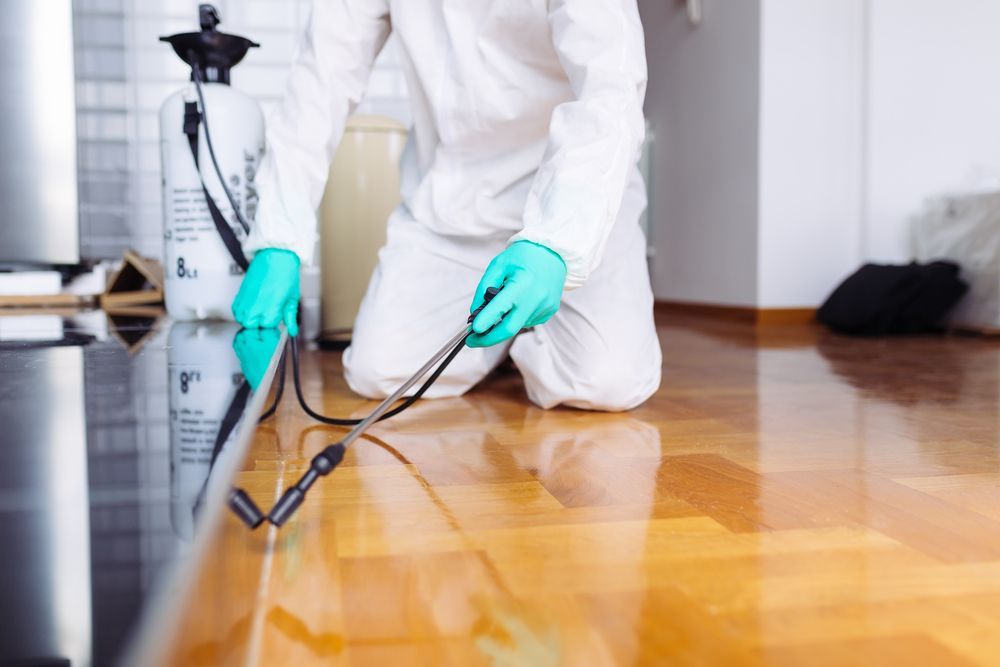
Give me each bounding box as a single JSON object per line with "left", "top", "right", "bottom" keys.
{"left": 757, "top": 0, "right": 866, "bottom": 308}
{"left": 643, "top": 0, "right": 1000, "bottom": 308}
{"left": 639, "top": 0, "right": 761, "bottom": 307}
{"left": 865, "top": 0, "right": 1000, "bottom": 262}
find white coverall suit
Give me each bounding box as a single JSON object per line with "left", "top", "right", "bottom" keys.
{"left": 244, "top": 0, "right": 662, "bottom": 411}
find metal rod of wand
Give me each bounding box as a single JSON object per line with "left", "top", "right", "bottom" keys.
{"left": 339, "top": 324, "right": 470, "bottom": 448}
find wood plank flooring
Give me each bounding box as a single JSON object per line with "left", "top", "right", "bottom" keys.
{"left": 154, "top": 314, "right": 1000, "bottom": 666}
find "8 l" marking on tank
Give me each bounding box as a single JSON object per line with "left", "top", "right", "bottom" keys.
{"left": 176, "top": 257, "right": 199, "bottom": 279}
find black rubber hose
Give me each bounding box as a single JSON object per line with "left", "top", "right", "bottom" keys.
{"left": 286, "top": 334, "right": 467, "bottom": 426}
{"left": 190, "top": 60, "right": 251, "bottom": 235}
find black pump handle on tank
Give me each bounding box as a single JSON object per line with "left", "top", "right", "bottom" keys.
{"left": 160, "top": 4, "right": 258, "bottom": 85}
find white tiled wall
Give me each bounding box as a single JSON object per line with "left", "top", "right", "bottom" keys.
{"left": 74, "top": 0, "right": 410, "bottom": 261}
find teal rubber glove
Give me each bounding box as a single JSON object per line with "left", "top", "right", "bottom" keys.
{"left": 233, "top": 327, "right": 282, "bottom": 391}
{"left": 231, "top": 248, "right": 300, "bottom": 336}
{"left": 467, "top": 240, "right": 567, "bottom": 348}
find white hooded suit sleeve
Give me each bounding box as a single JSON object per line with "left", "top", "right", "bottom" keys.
{"left": 244, "top": 1, "right": 391, "bottom": 264}
{"left": 510, "top": 0, "right": 647, "bottom": 289}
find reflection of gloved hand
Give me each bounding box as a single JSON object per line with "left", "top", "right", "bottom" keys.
{"left": 233, "top": 327, "right": 282, "bottom": 391}
{"left": 231, "top": 248, "right": 300, "bottom": 335}
{"left": 467, "top": 240, "right": 567, "bottom": 348}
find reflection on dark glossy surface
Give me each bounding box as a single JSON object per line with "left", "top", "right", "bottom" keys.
{"left": 0, "top": 313, "right": 273, "bottom": 667}
{"left": 233, "top": 328, "right": 282, "bottom": 392}
{"left": 168, "top": 321, "right": 244, "bottom": 539}
{"left": 0, "top": 338, "right": 90, "bottom": 667}
{"left": 816, "top": 330, "right": 969, "bottom": 405}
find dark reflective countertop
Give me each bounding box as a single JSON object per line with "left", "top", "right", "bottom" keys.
{"left": 0, "top": 311, "right": 280, "bottom": 667}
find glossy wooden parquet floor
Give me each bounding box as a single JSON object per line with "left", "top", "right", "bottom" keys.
{"left": 157, "top": 314, "right": 1000, "bottom": 666}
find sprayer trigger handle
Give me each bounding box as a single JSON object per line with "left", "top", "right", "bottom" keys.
{"left": 469, "top": 285, "right": 502, "bottom": 324}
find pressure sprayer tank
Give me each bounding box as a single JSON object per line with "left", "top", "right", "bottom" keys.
{"left": 159, "top": 5, "right": 264, "bottom": 320}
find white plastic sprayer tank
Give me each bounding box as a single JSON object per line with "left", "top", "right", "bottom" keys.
{"left": 159, "top": 5, "right": 264, "bottom": 320}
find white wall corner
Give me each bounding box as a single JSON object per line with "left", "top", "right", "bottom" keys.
{"left": 865, "top": 0, "right": 1000, "bottom": 263}
{"left": 756, "top": 0, "right": 868, "bottom": 309}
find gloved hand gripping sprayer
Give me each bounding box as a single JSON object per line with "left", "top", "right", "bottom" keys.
{"left": 162, "top": 5, "right": 505, "bottom": 530}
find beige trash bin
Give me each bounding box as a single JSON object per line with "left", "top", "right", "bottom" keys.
{"left": 318, "top": 115, "right": 407, "bottom": 343}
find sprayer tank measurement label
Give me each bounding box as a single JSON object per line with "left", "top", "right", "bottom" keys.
{"left": 168, "top": 186, "right": 245, "bottom": 238}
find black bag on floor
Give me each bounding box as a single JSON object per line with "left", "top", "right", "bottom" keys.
{"left": 818, "top": 261, "right": 968, "bottom": 335}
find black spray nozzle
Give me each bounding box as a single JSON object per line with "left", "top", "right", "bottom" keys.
{"left": 267, "top": 487, "right": 305, "bottom": 528}
{"left": 268, "top": 443, "right": 346, "bottom": 527}
{"left": 228, "top": 488, "right": 266, "bottom": 529}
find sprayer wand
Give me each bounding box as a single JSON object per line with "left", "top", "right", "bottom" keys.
{"left": 229, "top": 286, "right": 501, "bottom": 528}
{"left": 176, "top": 35, "right": 505, "bottom": 529}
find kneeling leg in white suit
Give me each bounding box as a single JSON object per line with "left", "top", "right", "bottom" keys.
{"left": 343, "top": 215, "right": 661, "bottom": 412}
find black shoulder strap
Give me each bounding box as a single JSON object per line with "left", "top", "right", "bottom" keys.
{"left": 183, "top": 101, "right": 249, "bottom": 272}
{"left": 192, "top": 380, "right": 252, "bottom": 521}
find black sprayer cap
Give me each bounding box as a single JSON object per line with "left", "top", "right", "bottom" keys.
{"left": 160, "top": 4, "right": 258, "bottom": 85}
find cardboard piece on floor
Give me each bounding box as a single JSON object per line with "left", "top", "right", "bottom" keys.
{"left": 101, "top": 249, "right": 164, "bottom": 312}
{"left": 0, "top": 293, "right": 96, "bottom": 309}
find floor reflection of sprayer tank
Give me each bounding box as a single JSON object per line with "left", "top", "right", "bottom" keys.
{"left": 167, "top": 322, "right": 244, "bottom": 540}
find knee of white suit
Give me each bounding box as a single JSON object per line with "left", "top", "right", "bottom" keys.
{"left": 341, "top": 344, "right": 389, "bottom": 399}
{"left": 526, "top": 353, "right": 662, "bottom": 413}
{"left": 342, "top": 340, "right": 490, "bottom": 401}
{"left": 342, "top": 343, "right": 428, "bottom": 400}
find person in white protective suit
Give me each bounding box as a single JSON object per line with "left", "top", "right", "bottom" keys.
{"left": 231, "top": 0, "right": 662, "bottom": 411}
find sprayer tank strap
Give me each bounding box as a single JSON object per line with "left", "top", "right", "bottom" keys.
{"left": 183, "top": 100, "right": 249, "bottom": 271}
{"left": 210, "top": 380, "right": 252, "bottom": 463}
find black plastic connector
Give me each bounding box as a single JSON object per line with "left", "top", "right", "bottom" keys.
{"left": 267, "top": 443, "right": 346, "bottom": 526}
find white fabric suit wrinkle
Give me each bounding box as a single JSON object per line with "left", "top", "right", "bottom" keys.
{"left": 248, "top": 0, "right": 648, "bottom": 277}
